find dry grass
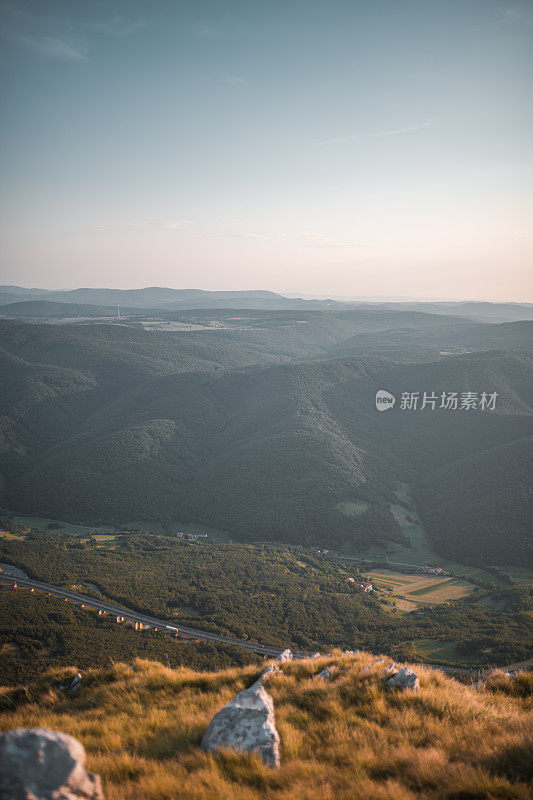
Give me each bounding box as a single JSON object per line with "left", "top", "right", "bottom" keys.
{"left": 0, "top": 653, "right": 531, "bottom": 799}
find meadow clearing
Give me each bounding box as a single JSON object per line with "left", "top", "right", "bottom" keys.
{"left": 11, "top": 515, "right": 232, "bottom": 543}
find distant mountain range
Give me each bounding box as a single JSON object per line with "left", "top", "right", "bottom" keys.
{"left": 345, "top": 301, "right": 533, "bottom": 324}
{"left": 0, "top": 286, "right": 344, "bottom": 311}
{"left": 1, "top": 285, "right": 532, "bottom": 321}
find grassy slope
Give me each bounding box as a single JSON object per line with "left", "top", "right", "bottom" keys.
{"left": 0, "top": 653, "right": 531, "bottom": 800}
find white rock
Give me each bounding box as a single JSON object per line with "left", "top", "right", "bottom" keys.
{"left": 255, "top": 664, "right": 279, "bottom": 684}
{"left": 69, "top": 673, "right": 82, "bottom": 693}
{"left": 383, "top": 664, "right": 398, "bottom": 677}
{"left": 201, "top": 684, "right": 280, "bottom": 767}
{"left": 0, "top": 728, "right": 104, "bottom": 799}
{"left": 275, "top": 648, "right": 293, "bottom": 662}
{"left": 316, "top": 666, "right": 334, "bottom": 680}
{"left": 387, "top": 666, "right": 420, "bottom": 691}
{"left": 58, "top": 672, "right": 82, "bottom": 693}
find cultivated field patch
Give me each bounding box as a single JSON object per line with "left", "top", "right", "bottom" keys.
{"left": 366, "top": 569, "right": 475, "bottom": 607}
{"left": 12, "top": 515, "right": 232, "bottom": 543}
{"left": 502, "top": 567, "right": 533, "bottom": 586}
{"left": 411, "top": 638, "right": 483, "bottom": 664}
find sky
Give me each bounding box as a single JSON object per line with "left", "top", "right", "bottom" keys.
{"left": 0, "top": 0, "right": 532, "bottom": 301}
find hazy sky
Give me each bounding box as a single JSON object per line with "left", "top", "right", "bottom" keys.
{"left": 1, "top": 0, "right": 532, "bottom": 300}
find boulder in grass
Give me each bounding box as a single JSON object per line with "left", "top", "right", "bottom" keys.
{"left": 0, "top": 728, "right": 104, "bottom": 800}
{"left": 68, "top": 673, "right": 82, "bottom": 693}
{"left": 387, "top": 666, "right": 420, "bottom": 691}
{"left": 58, "top": 672, "right": 82, "bottom": 693}
{"left": 383, "top": 663, "right": 399, "bottom": 677}
{"left": 256, "top": 664, "right": 279, "bottom": 684}
{"left": 316, "top": 666, "right": 335, "bottom": 680}
{"left": 201, "top": 683, "right": 280, "bottom": 767}
{"left": 275, "top": 649, "right": 293, "bottom": 662}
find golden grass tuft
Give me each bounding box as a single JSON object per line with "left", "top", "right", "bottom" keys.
{"left": 0, "top": 653, "right": 531, "bottom": 799}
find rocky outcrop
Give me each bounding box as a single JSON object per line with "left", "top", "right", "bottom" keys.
{"left": 387, "top": 666, "right": 420, "bottom": 691}
{"left": 201, "top": 683, "right": 280, "bottom": 767}
{"left": 276, "top": 649, "right": 293, "bottom": 662}
{"left": 0, "top": 728, "right": 104, "bottom": 800}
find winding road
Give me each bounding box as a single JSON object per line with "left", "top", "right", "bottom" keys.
{"left": 2, "top": 564, "right": 530, "bottom": 676}
{"left": 0, "top": 566, "right": 310, "bottom": 659}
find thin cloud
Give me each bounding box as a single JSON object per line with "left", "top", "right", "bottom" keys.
{"left": 199, "top": 230, "right": 365, "bottom": 248}
{"left": 1, "top": 6, "right": 144, "bottom": 61}
{"left": 14, "top": 34, "right": 86, "bottom": 60}
{"left": 500, "top": 6, "right": 533, "bottom": 24}
{"left": 300, "top": 233, "right": 365, "bottom": 248}
{"left": 313, "top": 120, "right": 436, "bottom": 147}
{"left": 122, "top": 220, "right": 197, "bottom": 231}
{"left": 220, "top": 74, "right": 250, "bottom": 86}
{"left": 193, "top": 22, "right": 267, "bottom": 41}
{"left": 100, "top": 221, "right": 364, "bottom": 248}
{"left": 87, "top": 17, "right": 146, "bottom": 36}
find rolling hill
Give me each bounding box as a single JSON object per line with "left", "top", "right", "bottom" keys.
{"left": 0, "top": 319, "right": 531, "bottom": 565}
{"left": 328, "top": 321, "right": 533, "bottom": 363}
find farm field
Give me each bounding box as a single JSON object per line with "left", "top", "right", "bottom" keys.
{"left": 473, "top": 596, "right": 508, "bottom": 611}
{"left": 502, "top": 567, "right": 533, "bottom": 585}
{"left": 123, "top": 520, "right": 232, "bottom": 543}
{"left": 366, "top": 568, "right": 476, "bottom": 610}
{"left": 11, "top": 516, "right": 232, "bottom": 544}
{"left": 13, "top": 516, "right": 114, "bottom": 535}
{"left": 336, "top": 484, "right": 509, "bottom": 586}
{"left": 91, "top": 534, "right": 117, "bottom": 544}
{"left": 0, "top": 531, "right": 24, "bottom": 541}
{"left": 411, "top": 638, "right": 485, "bottom": 665}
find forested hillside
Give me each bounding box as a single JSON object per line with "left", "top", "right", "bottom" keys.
{"left": 328, "top": 321, "right": 533, "bottom": 363}
{"left": 0, "top": 320, "right": 531, "bottom": 565}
